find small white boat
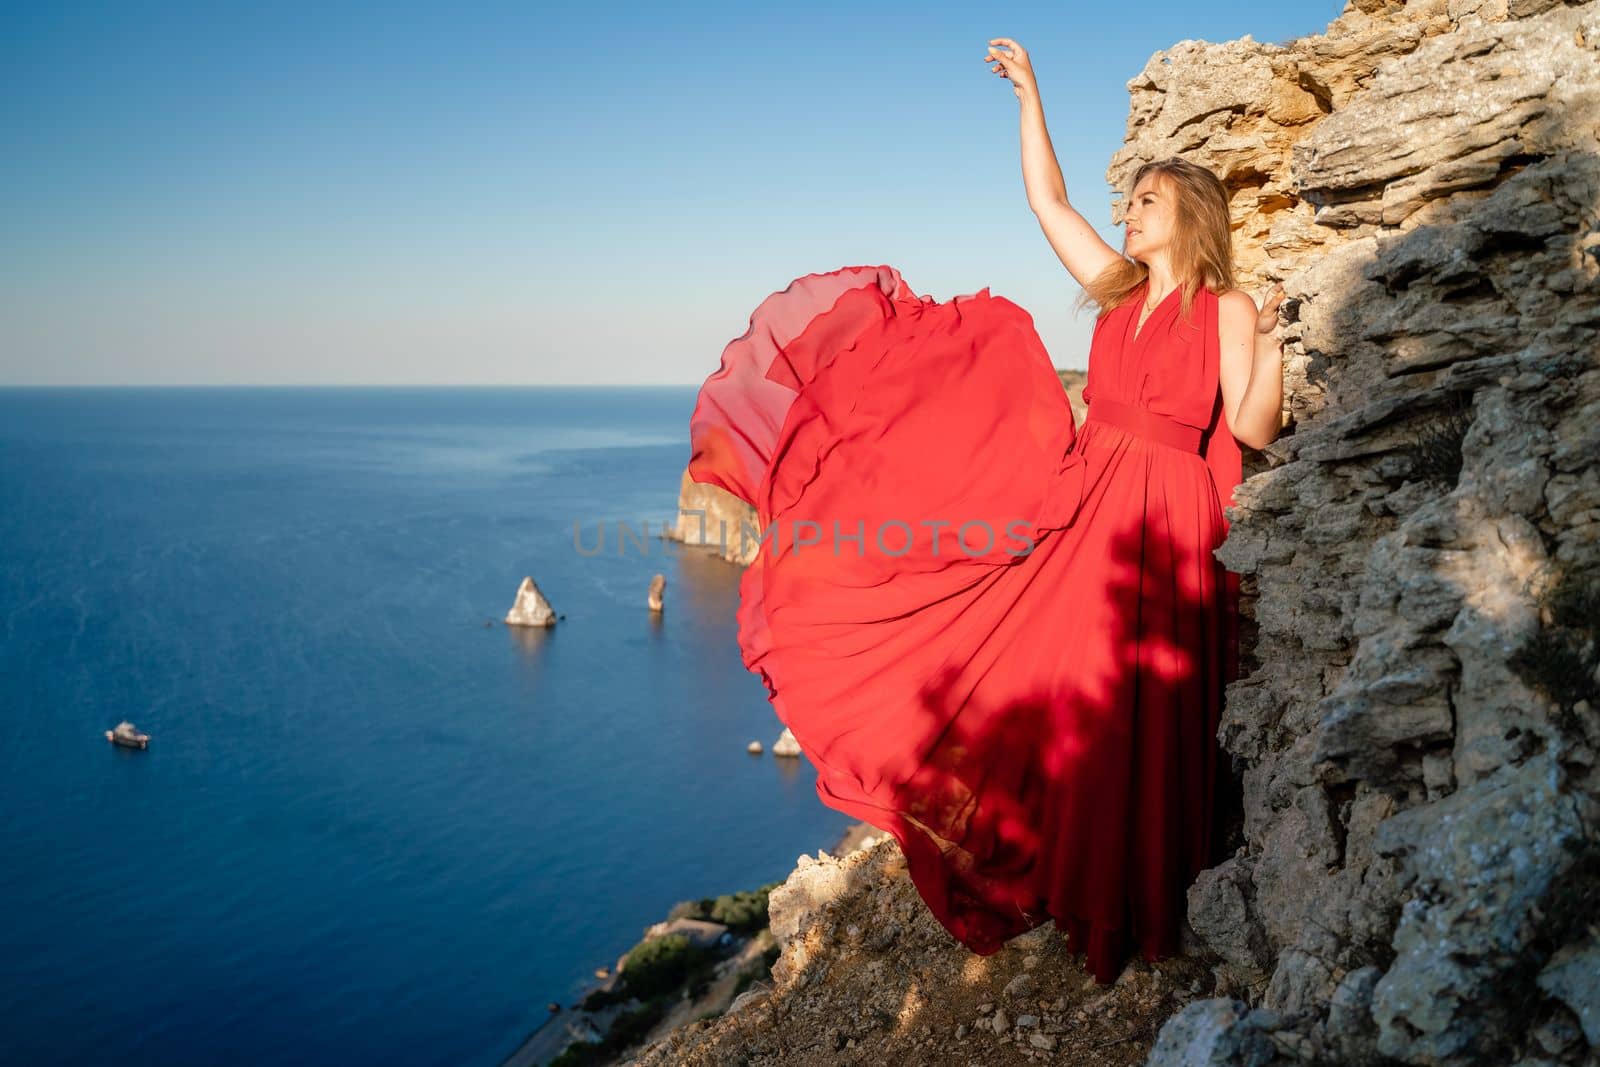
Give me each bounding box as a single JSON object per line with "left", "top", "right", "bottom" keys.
{"left": 105, "top": 721, "right": 150, "bottom": 750}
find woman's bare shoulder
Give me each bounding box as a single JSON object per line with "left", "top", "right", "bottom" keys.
{"left": 1216, "top": 288, "right": 1258, "bottom": 313}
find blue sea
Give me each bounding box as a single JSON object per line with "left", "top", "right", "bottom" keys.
{"left": 0, "top": 387, "right": 851, "bottom": 1067}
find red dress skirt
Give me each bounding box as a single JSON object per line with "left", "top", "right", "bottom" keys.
{"left": 688, "top": 265, "right": 1243, "bottom": 984}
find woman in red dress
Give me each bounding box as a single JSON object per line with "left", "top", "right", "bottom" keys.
{"left": 687, "top": 38, "right": 1286, "bottom": 985}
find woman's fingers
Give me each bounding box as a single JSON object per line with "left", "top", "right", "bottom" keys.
{"left": 985, "top": 39, "right": 1032, "bottom": 90}
{"left": 984, "top": 53, "right": 1022, "bottom": 75}
{"left": 985, "top": 45, "right": 1032, "bottom": 88}
{"left": 988, "top": 38, "right": 1027, "bottom": 61}
{"left": 1256, "top": 285, "right": 1287, "bottom": 334}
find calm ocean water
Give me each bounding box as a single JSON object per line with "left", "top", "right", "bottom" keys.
{"left": 0, "top": 386, "right": 850, "bottom": 1067}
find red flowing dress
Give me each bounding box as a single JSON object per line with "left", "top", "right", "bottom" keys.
{"left": 687, "top": 264, "right": 1242, "bottom": 984}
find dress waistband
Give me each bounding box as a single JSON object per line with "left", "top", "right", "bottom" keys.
{"left": 1083, "top": 396, "right": 1203, "bottom": 453}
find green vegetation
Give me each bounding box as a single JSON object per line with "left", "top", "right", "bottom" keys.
{"left": 665, "top": 879, "right": 782, "bottom": 934}
{"left": 620, "top": 934, "right": 720, "bottom": 1000}
{"left": 581, "top": 927, "right": 732, "bottom": 1015}
{"left": 1398, "top": 390, "right": 1474, "bottom": 490}
{"left": 555, "top": 877, "right": 787, "bottom": 1063}
{"left": 578, "top": 983, "right": 624, "bottom": 1013}
{"left": 1510, "top": 559, "right": 1600, "bottom": 728}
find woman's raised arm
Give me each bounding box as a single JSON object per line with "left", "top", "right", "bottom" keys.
{"left": 986, "top": 38, "right": 1123, "bottom": 291}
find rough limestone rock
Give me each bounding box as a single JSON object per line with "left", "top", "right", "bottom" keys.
{"left": 1146, "top": 999, "right": 1288, "bottom": 1065}
{"left": 1538, "top": 932, "right": 1600, "bottom": 1048}
{"left": 646, "top": 573, "right": 665, "bottom": 613}
{"left": 1367, "top": 752, "right": 1589, "bottom": 1062}
{"left": 503, "top": 576, "right": 556, "bottom": 627}
{"left": 1136, "top": 1, "right": 1600, "bottom": 1063}
{"left": 765, "top": 850, "right": 853, "bottom": 988}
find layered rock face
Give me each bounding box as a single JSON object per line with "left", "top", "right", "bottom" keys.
{"left": 1145, "top": 1, "right": 1600, "bottom": 1063}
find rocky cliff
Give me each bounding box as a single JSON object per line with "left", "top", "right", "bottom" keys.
{"left": 639, "top": 2, "right": 1600, "bottom": 1063}
{"left": 668, "top": 469, "right": 762, "bottom": 566}
{"left": 1156, "top": 1, "right": 1600, "bottom": 1063}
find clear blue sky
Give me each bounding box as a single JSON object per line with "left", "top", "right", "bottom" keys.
{"left": 1, "top": 1, "right": 1339, "bottom": 386}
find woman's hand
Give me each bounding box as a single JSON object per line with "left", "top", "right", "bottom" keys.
{"left": 985, "top": 38, "right": 1037, "bottom": 102}
{"left": 1257, "top": 282, "right": 1287, "bottom": 339}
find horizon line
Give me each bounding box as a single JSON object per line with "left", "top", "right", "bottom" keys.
{"left": 0, "top": 366, "right": 1087, "bottom": 390}
{"left": 0, "top": 381, "right": 711, "bottom": 389}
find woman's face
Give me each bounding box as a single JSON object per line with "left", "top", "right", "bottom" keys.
{"left": 1123, "top": 175, "right": 1172, "bottom": 262}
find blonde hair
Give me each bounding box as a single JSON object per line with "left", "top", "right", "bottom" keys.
{"left": 1076, "top": 157, "right": 1237, "bottom": 323}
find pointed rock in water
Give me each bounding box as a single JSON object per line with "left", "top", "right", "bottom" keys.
{"left": 504, "top": 576, "right": 557, "bottom": 627}
{"left": 747, "top": 740, "right": 764, "bottom": 754}
{"left": 772, "top": 727, "right": 802, "bottom": 758}
{"left": 647, "top": 573, "right": 665, "bottom": 613}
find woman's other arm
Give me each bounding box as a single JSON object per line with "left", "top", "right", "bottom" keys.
{"left": 986, "top": 38, "right": 1122, "bottom": 292}
{"left": 1218, "top": 285, "right": 1286, "bottom": 450}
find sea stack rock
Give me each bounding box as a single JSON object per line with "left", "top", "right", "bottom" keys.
{"left": 771, "top": 728, "right": 802, "bottom": 758}
{"left": 504, "top": 576, "right": 556, "bottom": 627}
{"left": 647, "top": 573, "right": 665, "bottom": 613}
